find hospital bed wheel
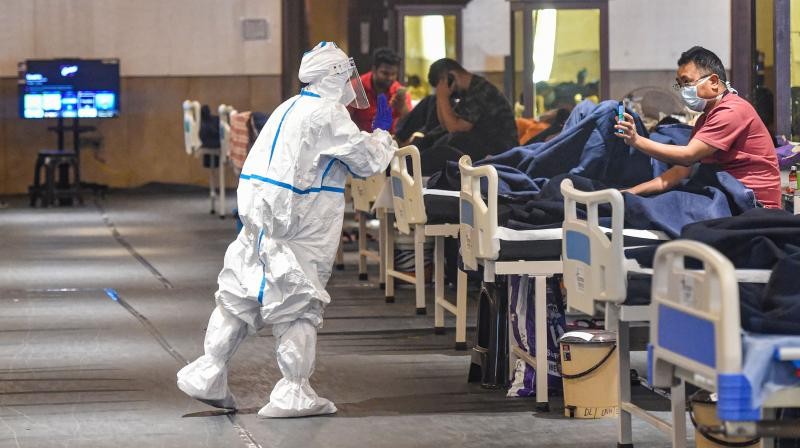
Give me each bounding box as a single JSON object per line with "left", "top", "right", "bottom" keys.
{"left": 335, "top": 264, "right": 345, "bottom": 271}
{"left": 379, "top": 282, "right": 385, "bottom": 289}
{"left": 454, "top": 342, "right": 467, "bottom": 351}
{"left": 535, "top": 403, "right": 550, "bottom": 412}
{"left": 219, "top": 215, "right": 225, "bottom": 220}
{"left": 385, "top": 296, "right": 394, "bottom": 303}
{"left": 415, "top": 307, "right": 426, "bottom": 315}
{"left": 358, "top": 273, "right": 368, "bottom": 281}
{"left": 434, "top": 327, "right": 446, "bottom": 335}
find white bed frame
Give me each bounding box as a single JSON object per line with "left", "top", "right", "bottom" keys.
{"left": 182, "top": 100, "right": 224, "bottom": 217}
{"left": 650, "top": 240, "right": 800, "bottom": 446}
{"left": 350, "top": 174, "right": 389, "bottom": 290}
{"left": 560, "top": 178, "right": 684, "bottom": 447}
{"left": 561, "top": 178, "right": 797, "bottom": 447}
{"left": 386, "top": 146, "right": 467, "bottom": 348}
{"left": 459, "top": 155, "right": 562, "bottom": 410}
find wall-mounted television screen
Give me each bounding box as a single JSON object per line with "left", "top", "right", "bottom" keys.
{"left": 18, "top": 58, "right": 120, "bottom": 119}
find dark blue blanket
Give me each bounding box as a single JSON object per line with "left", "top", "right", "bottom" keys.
{"left": 625, "top": 209, "right": 800, "bottom": 335}
{"left": 648, "top": 123, "right": 693, "bottom": 176}
{"left": 506, "top": 165, "right": 757, "bottom": 237}
{"left": 622, "top": 165, "right": 757, "bottom": 237}
{"left": 426, "top": 99, "right": 754, "bottom": 237}
{"left": 428, "top": 100, "right": 691, "bottom": 201}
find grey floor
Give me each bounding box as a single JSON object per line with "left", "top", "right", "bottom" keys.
{"left": 0, "top": 187, "right": 687, "bottom": 447}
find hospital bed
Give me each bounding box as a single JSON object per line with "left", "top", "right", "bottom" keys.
{"left": 386, "top": 146, "right": 467, "bottom": 348}
{"left": 182, "top": 100, "right": 224, "bottom": 217}
{"left": 649, "top": 240, "right": 800, "bottom": 447}
{"left": 349, "top": 173, "right": 389, "bottom": 289}
{"left": 458, "top": 155, "right": 563, "bottom": 410}
{"left": 559, "top": 178, "right": 797, "bottom": 447}
{"left": 560, "top": 178, "right": 680, "bottom": 446}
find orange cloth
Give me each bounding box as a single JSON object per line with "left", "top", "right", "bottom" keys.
{"left": 515, "top": 117, "right": 549, "bottom": 145}
{"left": 229, "top": 111, "right": 252, "bottom": 171}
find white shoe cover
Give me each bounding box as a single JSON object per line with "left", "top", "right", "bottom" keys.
{"left": 257, "top": 381, "right": 337, "bottom": 418}
{"left": 177, "top": 306, "right": 247, "bottom": 409}
{"left": 177, "top": 356, "right": 237, "bottom": 409}
{"left": 256, "top": 319, "right": 336, "bottom": 418}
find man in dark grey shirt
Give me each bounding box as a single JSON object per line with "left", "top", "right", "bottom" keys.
{"left": 408, "top": 58, "right": 518, "bottom": 175}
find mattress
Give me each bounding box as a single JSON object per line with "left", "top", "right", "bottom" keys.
{"left": 495, "top": 226, "right": 669, "bottom": 262}
{"left": 422, "top": 189, "right": 460, "bottom": 225}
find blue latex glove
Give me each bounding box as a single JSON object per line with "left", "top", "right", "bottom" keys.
{"left": 371, "top": 93, "right": 393, "bottom": 131}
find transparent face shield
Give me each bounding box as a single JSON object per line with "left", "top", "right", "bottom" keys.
{"left": 331, "top": 57, "right": 369, "bottom": 109}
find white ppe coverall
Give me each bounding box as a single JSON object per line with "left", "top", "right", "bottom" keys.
{"left": 177, "top": 41, "right": 396, "bottom": 418}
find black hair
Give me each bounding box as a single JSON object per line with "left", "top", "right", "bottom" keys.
{"left": 677, "top": 46, "right": 727, "bottom": 83}
{"left": 407, "top": 74, "right": 421, "bottom": 86}
{"left": 372, "top": 47, "right": 401, "bottom": 69}
{"left": 427, "top": 58, "right": 465, "bottom": 87}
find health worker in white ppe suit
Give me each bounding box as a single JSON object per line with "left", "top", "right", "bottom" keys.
{"left": 177, "top": 41, "right": 396, "bottom": 418}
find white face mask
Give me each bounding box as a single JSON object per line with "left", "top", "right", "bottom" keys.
{"left": 680, "top": 75, "right": 734, "bottom": 112}
{"left": 680, "top": 75, "right": 712, "bottom": 112}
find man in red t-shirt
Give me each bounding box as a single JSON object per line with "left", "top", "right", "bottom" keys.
{"left": 615, "top": 46, "right": 781, "bottom": 208}
{"left": 348, "top": 47, "right": 411, "bottom": 133}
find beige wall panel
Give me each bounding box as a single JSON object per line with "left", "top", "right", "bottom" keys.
{"left": 162, "top": 0, "right": 244, "bottom": 76}
{"left": 243, "top": 0, "right": 282, "bottom": 75}
{"left": 120, "top": 77, "right": 196, "bottom": 187}
{"left": 32, "top": 0, "right": 96, "bottom": 58}
{"left": 0, "top": 1, "right": 35, "bottom": 76}
{"left": 0, "top": 0, "right": 281, "bottom": 76}
{"left": 248, "top": 77, "right": 282, "bottom": 113}
{"left": 90, "top": 0, "right": 170, "bottom": 74}
{"left": 0, "top": 78, "right": 56, "bottom": 195}
{"left": 187, "top": 77, "right": 250, "bottom": 116}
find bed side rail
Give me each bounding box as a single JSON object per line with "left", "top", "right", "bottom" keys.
{"left": 389, "top": 145, "right": 427, "bottom": 234}
{"left": 218, "top": 104, "right": 236, "bottom": 165}
{"left": 458, "top": 155, "right": 499, "bottom": 271}
{"left": 560, "top": 179, "right": 625, "bottom": 315}
{"left": 350, "top": 173, "right": 386, "bottom": 213}
{"left": 649, "top": 241, "right": 744, "bottom": 413}
{"left": 182, "top": 100, "right": 202, "bottom": 155}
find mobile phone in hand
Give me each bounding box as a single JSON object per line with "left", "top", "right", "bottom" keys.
{"left": 616, "top": 101, "right": 625, "bottom": 134}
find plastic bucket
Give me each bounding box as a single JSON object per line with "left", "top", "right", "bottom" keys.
{"left": 559, "top": 330, "right": 619, "bottom": 419}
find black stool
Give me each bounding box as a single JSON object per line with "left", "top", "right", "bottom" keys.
{"left": 29, "top": 150, "right": 83, "bottom": 207}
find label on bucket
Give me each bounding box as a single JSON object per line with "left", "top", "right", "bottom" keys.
{"left": 567, "top": 406, "right": 620, "bottom": 419}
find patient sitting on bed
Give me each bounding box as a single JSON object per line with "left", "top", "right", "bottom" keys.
{"left": 615, "top": 46, "right": 781, "bottom": 209}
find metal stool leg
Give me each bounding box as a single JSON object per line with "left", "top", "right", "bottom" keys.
{"left": 71, "top": 157, "right": 83, "bottom": 205}
{"left": 434, "top": 235, "right": 446, "bottom": 333}
{"left": 358, "top": 211, "right": 368, "bottom": 281}
{"left": 30, "top": 155, "right": 44, "bottom": 207}
{"left": 384, "top": 214, "right": 395, "bottom": 303}
{"left": 455, "top": 268, "right": 468, "bottom": 350}
{"left": 44, "top": 158, "right": 55, "bottom": 207}
{"left": 208, "top": 165, "right": 217, "bottom": 214}
{"left": 534, "top": 275, "right": 549, "bottom": 412}
{"left": 414, "top": 224, "right": 426, "bottom": 315}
